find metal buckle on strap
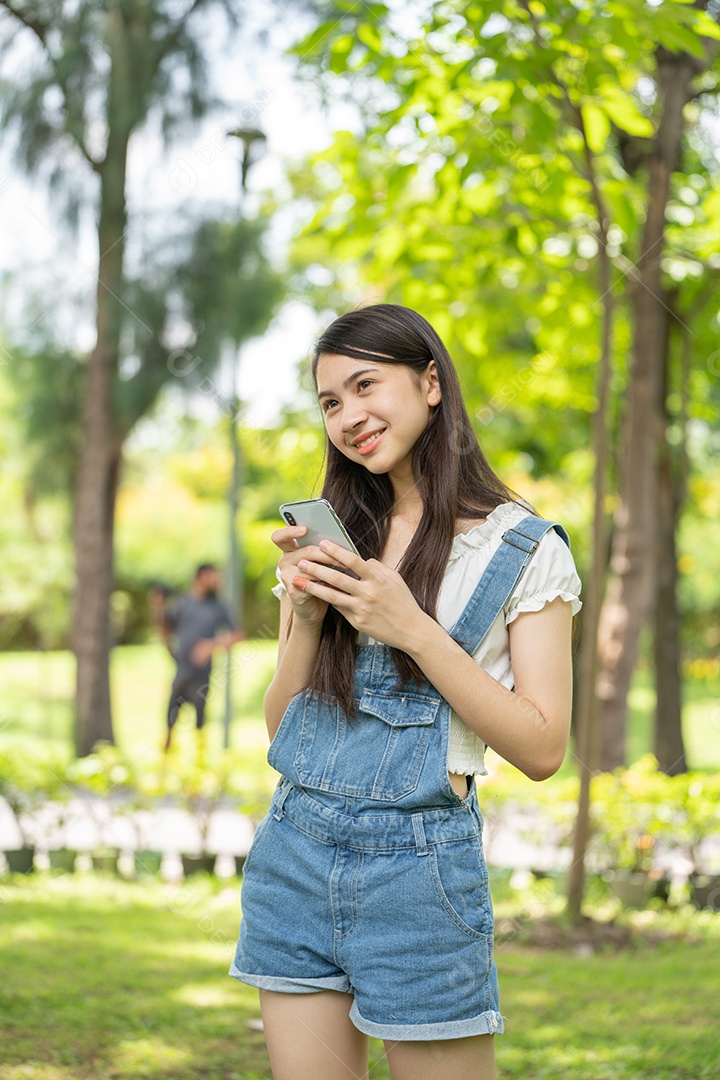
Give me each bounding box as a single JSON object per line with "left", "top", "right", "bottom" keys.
{"left": 501, "top": 527, "right": 541, "bottom": 553}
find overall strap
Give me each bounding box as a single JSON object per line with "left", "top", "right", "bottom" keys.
{"left": 448, "top": 515, "right": 570, "bottom": 657}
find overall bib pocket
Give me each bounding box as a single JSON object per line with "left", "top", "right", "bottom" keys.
{"left": 292, "top": 690, "right": 439, "bottom": 801}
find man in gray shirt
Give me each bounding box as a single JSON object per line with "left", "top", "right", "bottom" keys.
{"left": 152, "top": 563, "right": 244, "bottom": 752}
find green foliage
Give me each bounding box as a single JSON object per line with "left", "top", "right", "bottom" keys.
{"left": 0, "top": 0, "right": 241, "bottom": 225}
{"left": 163, "top": 747, "right": 242, "bottom": 852}
{"left": 481, "top": 751, "right": 720, "bottom": 881}
{"left": 289, "top": 0, "right": 720, "bottom": 483}
{"left": 0, "top": 1, "right": 289, "bottom": 669}
{"left": 65, "top": 741, "right": 133, "bottom": 798}
{"left": 286, "top": 0, "right": 720, "bottom": 670}
{"left": 173, "top": 216, "right": 285, "bottom": 377}
{"left": 0, "top": 746, "right": 53, "bottom": 846}
{"left": 114, "top": 409, "right": 325, "bottom": 638}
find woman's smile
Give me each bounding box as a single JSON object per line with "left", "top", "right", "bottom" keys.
{"left": 353, "top": 428, "right": 386, "bottom": 455}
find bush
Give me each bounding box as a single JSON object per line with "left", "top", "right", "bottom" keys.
{"left": 0, "top": 747, "right": 54, "bottom": 847}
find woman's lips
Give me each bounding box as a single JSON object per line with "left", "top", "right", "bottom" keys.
{"left": 355, "top": 429, "right": 385, "bottom": 455}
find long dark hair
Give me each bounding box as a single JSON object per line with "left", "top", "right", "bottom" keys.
{"left": 303, "top": 303, "right": 531, "bottom": 718}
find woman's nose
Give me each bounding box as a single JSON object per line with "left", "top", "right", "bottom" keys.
{"left": 340, "top": 404, "right": 368, "bottom": 432}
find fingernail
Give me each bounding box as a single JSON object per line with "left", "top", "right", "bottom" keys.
{"left": 293, "top": 576, "right": 309, "bottom": 590}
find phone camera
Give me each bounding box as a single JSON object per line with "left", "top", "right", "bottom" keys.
{"left": 284, "top": 512, "right": 296, "bottom": 526}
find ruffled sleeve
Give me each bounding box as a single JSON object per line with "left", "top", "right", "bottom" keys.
{"left": 505, "top": 527, "right": 583, "bottom": 625}
{"left": 271, "top": 564, "right": 285, "bottom": 601}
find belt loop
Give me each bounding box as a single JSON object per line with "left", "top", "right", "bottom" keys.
{"left": 412, "top": 813, "right": 428, "bottom": 856}
{"left": 272, "top": 778, "right": 292, "bottom": 820}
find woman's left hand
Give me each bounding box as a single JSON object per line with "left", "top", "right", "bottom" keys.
{"left": 293, "top": 540, "right": 431, "bottom": 652}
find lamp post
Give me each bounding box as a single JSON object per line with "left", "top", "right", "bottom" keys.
{"left": 221, "top": 126, "right": 266, "bottom": 749}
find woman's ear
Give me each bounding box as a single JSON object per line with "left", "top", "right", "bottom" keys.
{"left": 425, "top": 360, "right": 441, "bottom": 407}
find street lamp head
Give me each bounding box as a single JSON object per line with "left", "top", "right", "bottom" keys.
{"left": 227, "top": 126, "right": 267, "bottom": 191}
{"left": 226, "top": 126, "right": 267, "bottom": 147}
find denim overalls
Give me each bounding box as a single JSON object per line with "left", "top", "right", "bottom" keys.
{"left": 230, "top": 516, "right": 570, "bottom": 1041}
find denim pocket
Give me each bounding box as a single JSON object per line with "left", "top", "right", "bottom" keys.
{"left": 293, "top": 692, "right": 439, "bottom": 802}
{"left": 427, "top": 836, "right": 494, "bottom": 940}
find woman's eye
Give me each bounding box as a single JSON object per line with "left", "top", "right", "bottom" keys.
{"left": 322, "top": 399, "right": 338, "bottom": 412}
{"left": 358, "top": 379, "right": 373, "bottom": 390}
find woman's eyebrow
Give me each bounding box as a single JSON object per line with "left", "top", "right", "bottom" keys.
{"left": 317, "top": 367, "right": 379, "bottom": 400}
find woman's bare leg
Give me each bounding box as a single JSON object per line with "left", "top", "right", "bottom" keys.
{"left": 384, "top": 1034, "right": 496, "bottom": 1080}
{"left": 259, "top": 989, "right": 370, "bottom": 1080}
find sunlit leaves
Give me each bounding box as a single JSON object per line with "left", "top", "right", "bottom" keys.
{"left": 289, "top": 0, "right": 720, "bottom": 487}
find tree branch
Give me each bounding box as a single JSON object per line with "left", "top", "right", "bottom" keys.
{"left": 0, "top": 2, "right": 101, "bottom": 170}
{"left": 156, "top": 0, "right": 214, "bottom": 63}
{"left": 0, "top": 0, "right": 49, "bottom": 47}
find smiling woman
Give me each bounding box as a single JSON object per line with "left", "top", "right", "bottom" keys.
{"left": 228, "top": 303, "right": 583, "bottom": 1080}
{"left": 317, "top": 356, "right": 438, "bottom": 468}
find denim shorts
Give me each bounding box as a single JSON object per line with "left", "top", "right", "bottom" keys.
{"left": 229, "top": 780, "right": 504, "bottom": 1041}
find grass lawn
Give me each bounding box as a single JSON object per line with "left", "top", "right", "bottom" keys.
{"left": 1, "top": 871, "right": 719, "bottom": 1080}
{"left": 2, "top": 646, "right": 720, "bottom": 1078}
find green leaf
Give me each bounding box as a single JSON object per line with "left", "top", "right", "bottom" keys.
{"left": 598, "top": 84, "right": 654, "bottom": 137}
{"left": 356, "top": 22, "right": 384, "bottom": 53}
{"left": 693, "top": 11, "right": 720, "bottom": 42}
{"left": 581, "top": 105, "right": 611, "bottom": 154}
{"left": 655, "top": 22, "right": 710, "bottom": 59}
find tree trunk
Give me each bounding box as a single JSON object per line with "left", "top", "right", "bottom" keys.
{"left": 653, "top": 294, "right": 687, "bottom": 775}
{"left": 566, "top": 267, "right": 613, "bottom": 921}
{"left": 566, "top": 106, "right": 614, "bottom": 921}
{"left": 596, "top": 49, "right": 698, "bottom": 771}
{"left": 72, "top": 54, "right": 130, "bottom": 755}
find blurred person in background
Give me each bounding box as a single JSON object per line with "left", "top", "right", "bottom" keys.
{"left": 149, "top": 563, "right": 244, "bottom": 754}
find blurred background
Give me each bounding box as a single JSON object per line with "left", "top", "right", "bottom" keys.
{"left": 1, "top": 2, "right": 720, "bottom": 1077}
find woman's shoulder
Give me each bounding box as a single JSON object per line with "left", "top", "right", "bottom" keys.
{"left": 451, "top": 500, "right": 534, "bottom": 554}
{"left": 450, "top": 500, "right": 582, "bottom": 598}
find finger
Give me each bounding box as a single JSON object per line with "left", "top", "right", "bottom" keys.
{"left": 297, "top": 559, "right": 361, "bottom": 593}
{"left": 317, "top": 539, "right": 363, "bottom": 575}
{"left": 285, "top": 544, "right": 341, "bottom": 566}
{"left": 272, "top": 525, "right": 307, "bottom": 552}
{"left": 292, "top": 576, "right": 353, "bottom": 608}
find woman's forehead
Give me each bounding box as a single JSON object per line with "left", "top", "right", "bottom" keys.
{"left": 315, "top": 352, "right": 385, "bottom": 388}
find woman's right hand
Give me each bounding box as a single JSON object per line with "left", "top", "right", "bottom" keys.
{"left": 271, "top": 525, "right": 330, "bottom": 626}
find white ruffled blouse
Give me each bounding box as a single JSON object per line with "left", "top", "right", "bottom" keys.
{"left": 271, "top": 500, "right": 583, "bottom": 777}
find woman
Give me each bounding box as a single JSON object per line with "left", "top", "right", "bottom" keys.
{"left": 229, "top": 304, "right": 582, "bottom": 1080}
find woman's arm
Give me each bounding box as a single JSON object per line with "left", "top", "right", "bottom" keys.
{"left": 262, "top": 524, "right": 337, "bottom": 741}
{"left": 262, "top": 592, "right": 323, "bottom": 742}
{"left": 292, "top": 540, "right": 574, "bottom": 781}
{"left": 407, "top": 596, "right": 573, "bottom": 781}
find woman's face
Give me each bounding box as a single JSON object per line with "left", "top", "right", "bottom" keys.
{"left": 315, "top": 352, "right": 441, "bottom": 479}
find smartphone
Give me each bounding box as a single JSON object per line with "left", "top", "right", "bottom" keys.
{"left": 279, "top": 499, "right": 360, "bottom": 565}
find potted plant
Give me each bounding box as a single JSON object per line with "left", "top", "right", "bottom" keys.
{"left": 591, "top": 756, "right": 671, "bottom": 907}
{"left": 667, "top": 770, "right": 720, "bottom": 909}
{"left": 123, "top": 753, "right": 167, "bottom": 877}
{"left": 228, "top": 783, "right": 273, "bottom": 876}
{"left": 43, "top": 764, "right": 79, "bottom": 872}
{"left": 65, "top": 742, "right": 134, "bottom": 874}
{"left": 219, "top": 748, "right": 275, "bottom": 876}
{"left": 171, "top": 754, "right": 232, "bottom": 876}
{"left": 0, "top": 747, "right": 48, "bottom": 873}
